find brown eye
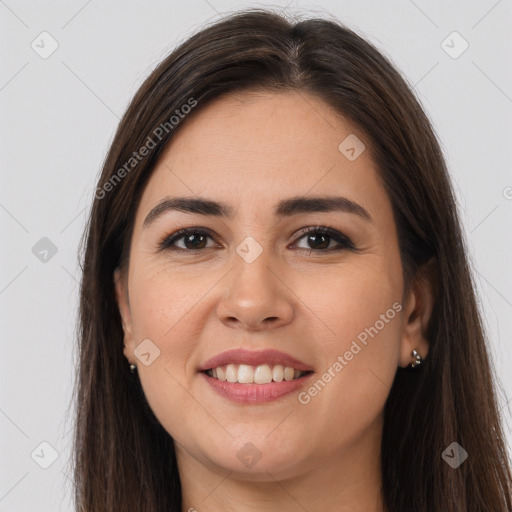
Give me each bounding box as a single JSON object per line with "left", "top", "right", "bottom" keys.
{"left": 293, "top": 226, "right": 355, "bottom": 253}
{"left": 180, "top": 233, "right": 209, "bottom": 250}
{"left": 158, "top": 225, "right": 356, "bottom": 254}
{"left": 159, "top": 228, "right": 217, "bottom": 252}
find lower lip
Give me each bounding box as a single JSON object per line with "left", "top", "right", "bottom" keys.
{"left": 199, "top": 371, "right": 315, "bottom": 404}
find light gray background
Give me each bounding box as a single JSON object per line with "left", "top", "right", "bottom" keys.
{"left": 1, "top": 1, "right": 511, "bottom": 510}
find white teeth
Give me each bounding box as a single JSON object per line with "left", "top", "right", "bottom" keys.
{"left": 216, "top": 366, "right": 226, "bottom": 381}
{"left": 272, "top": 365, "right": 284, "bottom": 382}
{"left": 225, "top": 363, "right": 237, "bottom": 383}
{"left": 254, "top": 364, "right": 272, "bottom": 384}
{"left": 237, "top": 364, "right": 254, "bottom": 383}
{"left": 284, "top": 367, "right": 294, "bottom": 381}
{"left": 206, "top": 363, "right": 309, "bottom": 384}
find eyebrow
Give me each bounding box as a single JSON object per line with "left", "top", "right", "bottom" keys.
{"left": 142, "top": 195, "right": 373, "bottom": 229}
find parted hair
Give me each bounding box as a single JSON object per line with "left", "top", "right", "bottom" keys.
{"left": 73, "top": 8, "right": 512, "bottom": 511}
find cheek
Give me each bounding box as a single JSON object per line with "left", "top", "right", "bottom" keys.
{"left": 127, "top": 263, "right": 206, "bottom": 386}
{"left": 129, "top": 260, "right": 203, "bottom": 340}
{"left": 127, "top": 269, "right": 206, "bottom": 438}
{"left": 294, "top": 257, "right": 402, "bottom": 435}
{"left": 295, "top": 253, "right": 402, "bottom": 348}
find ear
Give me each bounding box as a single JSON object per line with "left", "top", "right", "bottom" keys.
{"left": 398, "top": 257, "right": 436, "bottom": 368}
{"left": 114, "top": 267, "right": 135, "bottom": 364}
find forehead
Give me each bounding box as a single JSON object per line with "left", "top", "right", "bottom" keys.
{"left": 134, "top": 90, "right": 389, "bottom": 227}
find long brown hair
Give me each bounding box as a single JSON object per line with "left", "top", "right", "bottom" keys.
{"left": 72, "top": 8, "right": 512, "bottom": 511}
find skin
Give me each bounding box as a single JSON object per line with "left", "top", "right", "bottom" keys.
{"left": 114, "top": 90, "right": 434, "bottom": 512}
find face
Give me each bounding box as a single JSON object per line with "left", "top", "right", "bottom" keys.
{"left": 114, "top": 90, "right": 430, "bottom": 481}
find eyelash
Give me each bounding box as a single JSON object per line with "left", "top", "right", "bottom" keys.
{"left": 157, "top": 225, "right": 356, "bottom": 255}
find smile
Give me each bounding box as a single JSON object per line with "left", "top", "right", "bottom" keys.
{"left": 200, "top": 367, "right": 315, "bottom": 404}
{"left": 203, "top": 363, "right": 311, "bottom": 384}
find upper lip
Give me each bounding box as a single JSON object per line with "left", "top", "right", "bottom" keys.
{"left": 198, "top": 348, "right": 314, "bottom": 372}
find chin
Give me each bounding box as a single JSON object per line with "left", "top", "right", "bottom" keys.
{"left": 199, "top": 439, "right": 309, "bottom": 480}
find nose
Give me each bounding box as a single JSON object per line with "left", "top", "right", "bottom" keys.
{"left": 216, "top": 248, "right": 294, "bottom": 332}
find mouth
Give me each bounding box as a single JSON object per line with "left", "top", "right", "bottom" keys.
{"left": 198, "top": 348, "right": 315, "bottom": 403}
{"left": 201, "top": 364, "right": 313, "bottom": 384}
{"left": 199, "top": 368, "right": 315, "bottom": 403}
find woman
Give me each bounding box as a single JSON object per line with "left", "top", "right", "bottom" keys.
{"left": 73, "top": 8, "right": 512, "bottom": 512}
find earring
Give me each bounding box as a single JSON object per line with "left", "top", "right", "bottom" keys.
{"left": 410, "top": 349, "right": 423, "bottom": 368}
{"left": 129, "top": 363, "right": 137, "bottom": 374}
